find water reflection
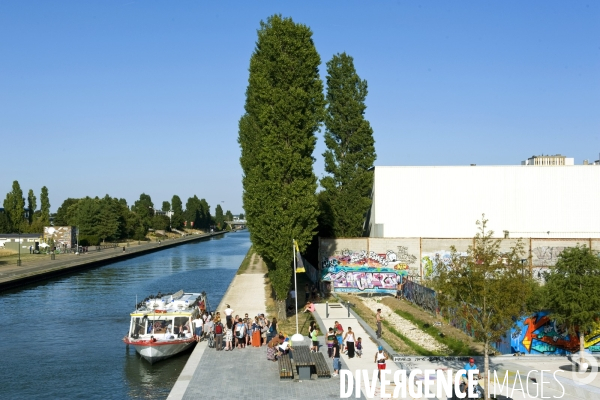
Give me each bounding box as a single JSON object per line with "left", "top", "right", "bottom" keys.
{"left": 0, "top": 231, "right": 250, "bottom": 400}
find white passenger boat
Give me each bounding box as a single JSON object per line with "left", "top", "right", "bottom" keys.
{"left": 123, "top": 290, "right": 206, "bottom": 363}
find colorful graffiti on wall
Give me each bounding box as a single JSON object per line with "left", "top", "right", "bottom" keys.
{"left": 494, "top": 311, "right": 600, "bottom": 355}
{"left": 321, "top": 247, "right": 413, "bottom": 294}
{"left": 421, "top": 250, "right": 467, "bottom": 278}
{"left": 402, "top": 280, "right": 438, "bottom": 315}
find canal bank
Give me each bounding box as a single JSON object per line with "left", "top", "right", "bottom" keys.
{"left": 0, "top": 230, "right": 228, "bottom": 292}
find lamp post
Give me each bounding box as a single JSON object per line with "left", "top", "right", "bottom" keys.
{"left": 17, "top": 229, "right": 21, "bottom": 266}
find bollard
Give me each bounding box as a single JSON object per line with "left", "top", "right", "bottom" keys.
{"left": 326, "top": 301, "right": 329, "bottom": 319}
{"left": 51, "top": 253, "right": 55, "bottom": 260}
{"left": 347, "top": 301, "right": 350, "bottom": 317}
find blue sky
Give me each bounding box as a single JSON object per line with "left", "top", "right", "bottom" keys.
{"left": 1, "top": 1, "right": 599, "bottom": 214}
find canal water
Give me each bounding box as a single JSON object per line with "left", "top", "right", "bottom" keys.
{"left": 0, "top": 231, "right": 251, "bottom": 400}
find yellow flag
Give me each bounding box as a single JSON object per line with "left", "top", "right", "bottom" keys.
{"left": 294, "top": 240, "right": 306, "bottom": 273}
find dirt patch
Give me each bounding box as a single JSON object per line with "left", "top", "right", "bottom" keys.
{"left": 246, "top": 252, "right": 266, "bottom": 274}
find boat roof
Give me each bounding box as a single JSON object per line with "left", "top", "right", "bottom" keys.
{"left": 131, "top": 290, "right": 205, "bottom": 316}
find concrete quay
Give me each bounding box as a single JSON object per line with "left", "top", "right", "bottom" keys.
{"left": 0, "top": 231, "right": 227, "bottom": 292}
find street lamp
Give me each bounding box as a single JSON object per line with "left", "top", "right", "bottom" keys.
{"left": 17, "top": 229, "right": 21, "bottom": 266}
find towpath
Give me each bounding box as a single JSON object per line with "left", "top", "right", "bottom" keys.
{"left": 0, "top": 231, "right": 226, "bottom": 291}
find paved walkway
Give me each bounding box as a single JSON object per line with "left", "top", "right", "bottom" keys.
{"left": 0, "top": 232, "right": 224, "bottom": 291}
{"left": 313, "top": 302, "right": 421, "bottom": 399}
{"left": 169, "top": 258, "right": 270, "bottom": 399}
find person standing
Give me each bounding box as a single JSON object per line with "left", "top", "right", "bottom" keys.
{"left": 326, "top": 327, "right": 336, "bottom": 358}
{"left": 343, "top": 327, "right": 356, "bottom": 358}
{"left": 192, "top": 315, "right": 203, "bottom": 342}
{"left": 214, "top": 318, "right": 224, "bottom": 351}
{"left": 332, "top": 337, "right": 340, "bottom": 377}
{"left": 310, "top": 326, "right": 319, "bottom": 353}
{"left": 375, "top": 309, "right": 383, "bottom": 338}
{"left": 374, "top": 346, "right": 388, "bottom": 381}
{"left": 224, "top": 320, "right": 233, "bottom": 351}
{"left": 224, "top": 304, "right": 234, "bottom": 325}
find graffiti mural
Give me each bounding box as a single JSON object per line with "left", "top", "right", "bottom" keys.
{"left": 495, "top": 311, "right": 600, "bottom": 355}
{"left": 402, "top": 280, "right": 438, "bottom": 315}
{"left": 531, "top": 246, "right": 566, "bottom": 267}
{"left": 421, "top": 250, "right": 467, "bottom": 278}
{"left": 321, "top": 247, "right": 413, "bottom": 294}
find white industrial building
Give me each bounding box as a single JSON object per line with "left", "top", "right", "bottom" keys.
{"left": 368, "top": 165, "right": 600, "bottom": 239}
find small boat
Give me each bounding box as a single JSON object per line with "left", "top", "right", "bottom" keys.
{"left": 123, "top": 290, "right": 207, "bottom": 363}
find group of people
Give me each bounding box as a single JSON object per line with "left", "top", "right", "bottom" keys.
{"left": 191, "top": 304, "right": 280, "bottom": 351}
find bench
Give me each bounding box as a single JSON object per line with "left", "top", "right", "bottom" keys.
{"left": 292, "top": 346, "right": 315, "bottom": 380}
{"left": 278, "top": 354, "right": 293, "bottom": 380}
{"left": 311, "top": 351, "right": 331, "bottom": 378}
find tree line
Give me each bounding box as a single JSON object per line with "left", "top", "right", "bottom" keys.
{"left": 238, "top": 15, "right": 377, "bottom": 313}
{"left": 1, "top": 180, "right": 236, "bottom": 245}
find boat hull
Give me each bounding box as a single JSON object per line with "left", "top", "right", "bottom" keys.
{"left": 124, "top": 337, "right": 196, "bottom": 363}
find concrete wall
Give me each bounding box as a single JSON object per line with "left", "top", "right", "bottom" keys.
{"left": 319, "top": 237, "right": 600, "bottom": 289}
{"left": 370, "top": 165, "right": 600, "bottom": 239}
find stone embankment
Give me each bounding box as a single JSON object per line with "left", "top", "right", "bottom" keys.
{"left": 361, "top": 297, "right": 448, "bottom": 353}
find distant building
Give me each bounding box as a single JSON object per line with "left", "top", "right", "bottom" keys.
{"left": 521, "top": 154, "right": 574, "bottom": 166}
{"left": 43, "top": 226, "right": 76, "bottom": 248}
{"left": 0, "top": 234, "right": 42, "bottom": 251}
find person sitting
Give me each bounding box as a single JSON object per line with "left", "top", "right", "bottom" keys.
{"left": 303, "top": 301, "right": 315, "bottom": 313}
{"left": 277, "top": 337, "right": 291, "bottom": 355}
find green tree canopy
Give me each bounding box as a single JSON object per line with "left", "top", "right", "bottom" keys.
{"left": 432, "top": 216, "right": 533, "bottom": 387}
{"left": 40, "top": 186, "right": 50, "bottom": 226}
{"left": 27, "top": 189, "right": 37, "bottom": 224}
{"left": 132, "top": 193, "right": 154, "bottom": 230}
{"left": 171, "top": 195, "right": 184, "bottom": 230}
{"left": 321, "top": 52, "right": 376, "bottom": 238}
{"left": 544, "top": 245, "right": 600, "bottom": 369}
{"left": 215, "top": 204, "right": 224, "bottom": 229}
{"left": 54, "top": 198, "right": 80, "bottom": 226}
{"left": 3, "top": 180, "right": 25, "bottom": 232}
{"left": 238, "top": 15, "right": 325, "bottom": 305}
{"left": 225, "top": 210, "right": 233, "bottom": 223}
{"left": 162, "top": 201, "right": 170, "bottom": 212}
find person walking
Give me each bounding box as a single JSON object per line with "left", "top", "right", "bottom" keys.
{"left": 375, "top": 346, "right": 388, "bottom": 381}
{"left": 375, "top": 309, "right": 383, "bottom": 339}
{"left": 343, "top": 327, "right": 356, "bottom": 358}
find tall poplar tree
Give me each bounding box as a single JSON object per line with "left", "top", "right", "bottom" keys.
{"left": 321, "top": 52, "right": 376, "bottom": 238}
{"left": 27, "top": 189, "right": 37, "bottom": 224}
{"left": 40, "top": 186, "right": 50, "bottom": 226}
{"left": 3, "top": 180, "right": 25, "bottom": 232}
{"left": 238, "top": 15, "right": 325, "bottom": 313}
{"left": 214, "top": 204, "right": 224, "bottom": 229}
{"left": 171, "top": 195, "right": 184, "bottom": 230}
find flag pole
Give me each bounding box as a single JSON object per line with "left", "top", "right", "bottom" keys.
{"left": 291, "top": 239, "right": 304, "bottom": 342}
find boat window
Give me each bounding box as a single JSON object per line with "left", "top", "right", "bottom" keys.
{"left": 148, "top": 317, "right": 171, "bottom": 334}
{"left": 173, "top": 317, "right": 189, "bottom": 334}
{"left": 131, "top": 317, "right": 146, "bottom": 337}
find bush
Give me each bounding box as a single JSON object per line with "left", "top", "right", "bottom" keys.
{"left": 79, "top": 235, "right": 100, "bottom": 246}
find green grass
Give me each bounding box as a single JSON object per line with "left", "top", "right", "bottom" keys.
{"left": 392, "top": 309, "right": 477, "bottom": 355}
{"left": 236, "top": 246, "right": 254, "bottom": 275}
